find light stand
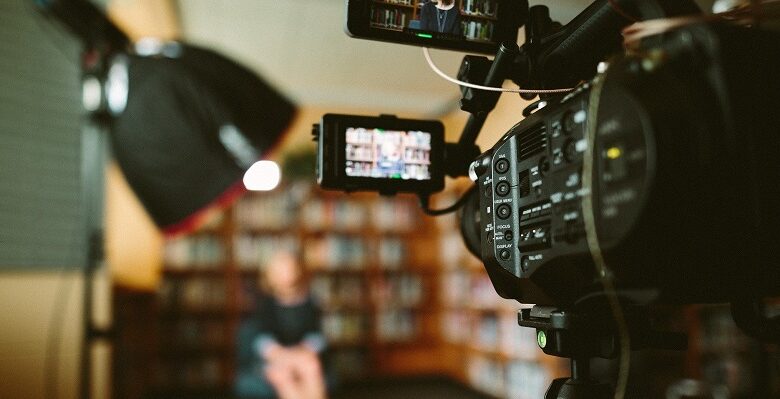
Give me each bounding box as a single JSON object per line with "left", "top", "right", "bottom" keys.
{"left": 34, "top": 2, "right": 130, "bottom": 398}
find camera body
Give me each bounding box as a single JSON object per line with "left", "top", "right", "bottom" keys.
{"left": 314, "top": 114, "right": 445, "bottom": 195}
{"left": 473, "top": 23, "right": 780, "bottom": 307}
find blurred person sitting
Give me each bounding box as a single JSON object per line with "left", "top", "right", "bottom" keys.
{"left": 235, "top": 250, "right": 328, "bottom": 399}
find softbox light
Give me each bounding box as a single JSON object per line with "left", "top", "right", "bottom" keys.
{"left": 110, "top": 44, "right": 296, "bottom": 236}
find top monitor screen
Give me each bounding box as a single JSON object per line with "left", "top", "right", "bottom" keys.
{"left": 346, "top": 0, "right": 520, "bottom": 54}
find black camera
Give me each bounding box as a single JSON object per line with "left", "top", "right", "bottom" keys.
{"left": 318, "top": 0, "right": 780, "bottom": 306}
{"left": 317, "top": 2, "right": 780, "bottom": 394}
{"left": 469, "top": 22, "right": 780, "bottom": 307}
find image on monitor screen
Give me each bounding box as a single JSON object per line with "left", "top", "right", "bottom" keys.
{"left": 345, "top": 127, "right": 432, "bottom": 180}
{"left": 369, "top": 0, "right": 499, "bottom": 43}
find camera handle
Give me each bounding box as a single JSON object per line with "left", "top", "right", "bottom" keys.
{"left": 448, "top": 4, "right": 564, "bottom": 178}
{"left": 518, "top": 305, "right": 688, "bottom": 399}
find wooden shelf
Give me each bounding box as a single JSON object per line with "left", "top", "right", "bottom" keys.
{"left": 158, "top": 345, "right": 230, "bottom": 358}
{"left": 370, "top": 23, "right": 405, "bottom": 32}
{"left": 162, "top": 268, "right": 226, "bottom": 277}
{"left": 372, "top": 0, "right": 416, "bottom": 9}
{"left": 460, "top": 12, "right": 498, "bottom": 21}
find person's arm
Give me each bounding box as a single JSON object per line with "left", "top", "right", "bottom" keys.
{"left": 301, "top": 332, "right": 327, "bottom": 353}
{"left": 254, "top": 334, "right": 283, "bottom": 359}
{"left": 250, "top": 296, "right": 283, "bottom": 361}
{"left": 237, "top": 319, "right": 261, "bottom": 369}
{"left": 419, "top": 4, "right": 434, "bottom": 32}
{"left": 451, "top": 8, "right": 462, "bottom": 36}
{"left": 304, "top": 295, "right": 327, "bottom": 353}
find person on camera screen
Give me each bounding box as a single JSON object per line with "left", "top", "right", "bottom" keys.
{"left": 420, "top": 0, "right": 462, "bottom": 36}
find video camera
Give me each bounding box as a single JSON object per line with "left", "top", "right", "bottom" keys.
{"left": 314, "top": 1, "right": 780, "bottom": 396}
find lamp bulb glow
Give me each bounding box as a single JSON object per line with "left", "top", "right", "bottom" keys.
{"left": 243, "top": 160, "right": 281, "bottom": 191}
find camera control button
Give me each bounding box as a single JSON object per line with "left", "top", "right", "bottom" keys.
{"left": 497, "top": 204, "right": 512, "bottom": 219}
{"left": 495, "top": 158, "right": 510, "bottom": 174}
{"left": 499, "top": 249, "right": 511, "bottom": 260}
{"left": 496, "top": 181, "right": 510, "bottom": 196}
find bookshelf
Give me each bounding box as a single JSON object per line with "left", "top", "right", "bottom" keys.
{"left": 146, "top": 181, "right": 442, "bottom": 393}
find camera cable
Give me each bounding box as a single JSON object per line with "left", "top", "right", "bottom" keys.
{"left": 581, "top": 70, "right": 632, "bottom": 399}
{"left": 422, "top": 47, "right": 575, "bottom": 94}
{"left": 419, "top": 184, "right": 476, "bottom": 216}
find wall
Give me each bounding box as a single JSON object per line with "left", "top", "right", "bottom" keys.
{"left": 0, "top": 273, "right": 82, "bottom": 399}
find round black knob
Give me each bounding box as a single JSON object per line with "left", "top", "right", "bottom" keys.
{"left": 495, "top": 181, "right": 510, "bottom": 196}
{"left": 495, "top": 158, "right": 510, "bottom": 174}
{"left": 496, "top": 204, "right": 512, "bottom": 219}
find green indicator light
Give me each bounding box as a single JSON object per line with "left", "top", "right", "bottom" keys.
{"left": 537, "top": 330, "right": 547, "bottom": 348}
{"left": 417, "top": 33, "right": 433, "bottom": 39}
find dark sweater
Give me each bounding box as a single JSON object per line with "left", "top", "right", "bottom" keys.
{"left": 419, "top": 2, "right": 462, "bottom": 36}
{"left": 237, "top": 294, "right": 324, "bottom": 371}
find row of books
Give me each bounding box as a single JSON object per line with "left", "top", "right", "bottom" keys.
{"left": 462, "top": 0, "right": 498, "bottom": 17}
{"left": 313, "top": 274, "right": 426, "bottom": 309}
{"left": 441, "top": 310, "right": 541, "bottom": 358}
{"left": 164, "top": 234, "right": 409, "bottom": 273}
{"left": 300, "top": 199, "right": 369, "bottom": 231}
{"left": 372, "top": 273, "right": 424, "bottom": 307}
{"left": 158, "top": 278, "right": 227, "bottom": 311}
{"left": 376, "top": 309, "right": 419, "bottom": 341}
{"left": 377, "top": 238, "right": 406, "bottom": 268}
{"left": 370, "top": 7, "right": 408, "bottom": 30}
{"left": 440, "top": 270, "right": 470, "bottom": 306}
{"left": 462, "top": 20, "right": 494, "bottom": 41}
{"left": 345, "top": 146, "right": 430, "bottom": 165}
{"left": 301, "top": 197, "right": 417, "bottom": 232}
{"left": 235, "top": 191, "right": 297, "bottom": 230}
{"left": 237, "top": 190, "right": 421, "bottom": 232}
{"left": 346, "top": 128, "right": 431, "bottom": 148}
{"left": 468, "top": 356, "right": 550, "bottom": 399}
{"left": 322, "top": 309, "right": 422, "bottom": 343}
{"left": 158, "top": 319, "right": 226, "bottom": 348}
{"left": 233, "top": 234, "right": 298, "bottom": 269}
{"left": 322, "top": 312, "right": 368, "bottom": 343}
{"left": 304, "top": 235, "right": 369, "bottom": 270}
{"left": 164, "top": 235, "right": 226, "bottom": 268}
{"left": 441, "top": 271, "right": 517, "bottom": 310}
{"left": 311, "top": 275, "right": 367, "bottom": 308}
{"left": 376, "top": 0, "right": 414, "bottom": 5}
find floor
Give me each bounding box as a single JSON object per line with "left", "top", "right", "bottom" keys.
{"left": 144, "top": 375, "right": 494, "bottom": 399}
{"left": 331, "top": 376, "right": 493, "bottom": 399}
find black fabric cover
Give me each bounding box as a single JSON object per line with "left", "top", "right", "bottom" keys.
{"left": 111, "top": 45, "right": 296, "bottom": 235}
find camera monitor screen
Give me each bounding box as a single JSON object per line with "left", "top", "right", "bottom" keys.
{"left": 346, "top": 0, "right": 522, "bottom": 54}
{"left": 316, "top": 114, "right": 444, "bottom": 194}
{"left": 345, "top": 127, "right": 432, "bottom": 180}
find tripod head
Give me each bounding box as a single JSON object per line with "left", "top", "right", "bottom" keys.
{"left": 518, "top": 305, "right": 688, "bottom": 399}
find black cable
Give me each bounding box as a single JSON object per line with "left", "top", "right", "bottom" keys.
{"left": 419, "top": 185, "right": 477, "bottom": 216}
